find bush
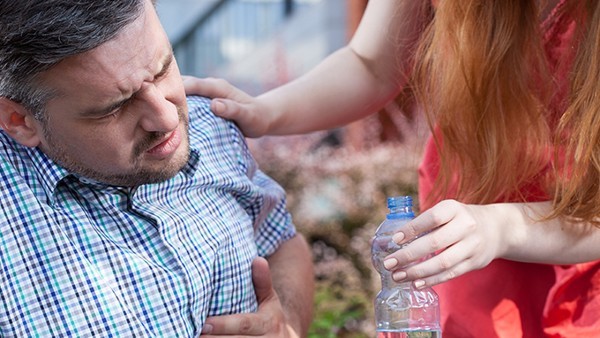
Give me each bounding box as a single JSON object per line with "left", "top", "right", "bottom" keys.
{"left": 249, "top": 132, "right": 423, "bottom": 337}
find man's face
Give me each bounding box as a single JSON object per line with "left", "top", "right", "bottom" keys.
{"left": 34, "top": 0, "right": 189, "bottom": 187}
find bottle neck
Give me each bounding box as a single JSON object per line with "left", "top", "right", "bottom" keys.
{"left": 386, "top": 209, "right": 414, "bottom": 219}
{"left": 386, "top": 196, "right": 414, "bottom": 219}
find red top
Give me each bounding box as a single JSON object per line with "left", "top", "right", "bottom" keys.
{"left": 418, "top": 1, "right": 600, "bottom": 336}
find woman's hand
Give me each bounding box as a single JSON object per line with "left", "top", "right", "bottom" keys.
{"left": 383, "top": 200, "right": 508, "bottom": 287}
{"left": 182, "top": 76, "right": 271, "bottom": 138}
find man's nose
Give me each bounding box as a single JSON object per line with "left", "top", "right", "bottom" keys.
{"left": 137, "top": 85, "right": 179, "bottom": 133}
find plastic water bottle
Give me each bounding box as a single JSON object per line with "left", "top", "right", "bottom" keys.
{"left": 371, "top": 196, "right": 441, "bottom": 338}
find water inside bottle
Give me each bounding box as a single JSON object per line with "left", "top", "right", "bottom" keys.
{"left": 376, "top": 329, "right": 441, "bottom": 338}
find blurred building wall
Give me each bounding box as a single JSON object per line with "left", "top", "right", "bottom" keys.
{"left": 157, "top": 0, "right": 423, "bottom": 149}
{"left": 157, "top": 0, "right": 348, "bottom": 95}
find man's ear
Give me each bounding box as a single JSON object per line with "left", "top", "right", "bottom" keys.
{"left": 0, "top": 97, "right": 41, "bottom": 147}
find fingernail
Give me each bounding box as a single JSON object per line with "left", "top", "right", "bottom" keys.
{"left": 414, "top": 280, "right": 426, "bottom": 289}
{"left": 212, "top": 100, "right": 225, "bottom": 113}
{"left": 201, "top": 323, "right": 213, "bottom": 334}
{"left": 392, "top": 271, "right": 407, "bottom": 281}
{"left": 383, "top": 258, "right": 398, "bottom": 269}
{"left": 392, "top": 232, "right": 405, "bottom": 243}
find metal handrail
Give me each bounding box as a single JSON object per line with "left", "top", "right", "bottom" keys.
{"left": 170, "top": 0, "right": 229, "bottom": 51}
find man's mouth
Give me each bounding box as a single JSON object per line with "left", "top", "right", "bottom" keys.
{"left": 145, "top": 128, "right": 181, "bottom": 158}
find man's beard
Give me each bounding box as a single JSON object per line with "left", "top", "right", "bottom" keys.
{"left": 40, "top": 108, "right": 190, "bottom": 187}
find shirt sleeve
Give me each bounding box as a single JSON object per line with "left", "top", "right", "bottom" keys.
{"left": 223, "top": 108, "right": 297, "bottom": 258}
{"left": 236, "top": 134, "right": 297, "bottom": 257}
{"left": 248, "top": 169, "right": 297, "bottom": 257}
{"left": 186, "top": 95, "right": 297, "bottom": 257}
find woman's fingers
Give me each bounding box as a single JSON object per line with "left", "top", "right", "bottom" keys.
{"left": 385, "top": 201, "right": 500, "bottom": 287}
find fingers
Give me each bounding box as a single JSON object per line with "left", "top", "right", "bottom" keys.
{"left": 393, "top": 199, "right": 460, "bottom": 244}
{"left": 384, "top": 201, "right": 498, "bottom": 287}
{"left": 385, "top": 232, "right": 450, "bottom": 272}
{"left": 180, "top": 75, "right": 269, "bottom": 138}
{"left": 394, "top": 242, "right": 478, "bottom": 287}
{"left": 386, "top": 200, "right": 465, "bottom": 269}
{"left": 210, "top": 98, "right": 244, "bottom": 121}
{"left": 251, "top": 257, "right": 275, "bottom": 304}
{"left": 212, "top": 100, "right": 268, "bottom": 138}
{"left": 201, "top": 313, "right": 272, "bottom": 336}
{"left": 182, "top": 76, "right": 237, "bottom": 99}
{"left": 201, "top": 258, "right": 283, "bottom": 337}
{"left": 180, "top": 75, "right": 240, "bottom": 119}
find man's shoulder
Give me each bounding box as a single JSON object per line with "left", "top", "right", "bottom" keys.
{"left": 186, "top": 95, "right": 211, "bottom": 108}
{"left": 187, "top": 95, "right": 220, "bottom": 130}
{"left": 184, "top": 95, "right": 252, "bottom": 175}
{"left": 186, "top": 95, "right": 243, "bottom": 143}
{"left": 186, "top": 95, "right": 212, "bottom": 119}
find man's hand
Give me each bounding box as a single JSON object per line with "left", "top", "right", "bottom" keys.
{"left": 200, "top": 257, "right": 299, "bottom": 337}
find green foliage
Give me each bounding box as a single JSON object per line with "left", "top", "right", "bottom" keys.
{"left": 308, "top": 284, "right": 368, "bottom": 338}
{"left": 250, "top": 135, "right": 422, "bottom": 337}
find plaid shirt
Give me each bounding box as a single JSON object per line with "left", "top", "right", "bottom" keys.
{"left": 0, "top": 96, "right": 296, "bottom": 337}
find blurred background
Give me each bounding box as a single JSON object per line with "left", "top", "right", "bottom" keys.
{"left": 157, "top": 1, "right": 429, "bottom": 336}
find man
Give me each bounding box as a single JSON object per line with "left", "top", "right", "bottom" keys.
{"left": 0, "top": 0, "right": 313, "bottom": 337}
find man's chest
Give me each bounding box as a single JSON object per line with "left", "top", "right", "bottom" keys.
{"left": 0, "top": 181, "right": 258, "bottom": 337}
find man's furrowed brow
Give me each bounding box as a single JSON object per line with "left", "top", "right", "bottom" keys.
{"left": 80, "top": 97, "right": 130, "bottom": 118}
{"left": 155, "top": 52, "right": 174, "bottom": 80}
{"left": 80, "top": 51, "right": 173, "bottom": 118}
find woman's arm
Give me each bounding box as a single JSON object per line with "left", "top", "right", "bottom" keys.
{"left": 384, "top": 200, "right": 600, "bottom": 287}
{"left": 184, "top": 1, "right": 431, "bottom": 137}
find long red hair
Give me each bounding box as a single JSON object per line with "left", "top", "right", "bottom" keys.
{"left": 412, "top": 0, "right": 600, "bottom": 223}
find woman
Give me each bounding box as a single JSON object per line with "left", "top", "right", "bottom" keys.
{"left": 185, "top": 1, "right": 600, "bottom": 336}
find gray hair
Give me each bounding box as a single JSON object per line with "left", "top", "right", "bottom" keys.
{"left": 0, "top": 0, "right": 147, "bottom": 119}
